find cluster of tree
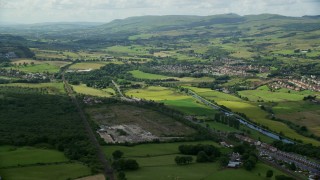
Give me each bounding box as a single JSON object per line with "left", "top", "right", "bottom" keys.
{"left": 111, "top": 150, "right": 139, "bottom": 172}
{"left": 233, "top": 143, "right": 258, "bottom": 171}
{"left": 303, "top": 95, "right": 316, "bottom": 101}
{"left": 214, "top": 113, "right": 240, "bottom": 129}
{"left": 174, "top": 156, "right": 193, "bottom": 165}
{"left": 272, "top": 141, "right": 320, "bottom": 159}
{"left": 65, "top": 63, "right": 134, "bottom": 88}
{"left": 179, "top": 144, "right": 221, "bottom": 162}
{"left": 0, "top": 89, "right": 102, "bottom": 172}
{"left": 0, "top": 34, "right": 35, "bottom": 58}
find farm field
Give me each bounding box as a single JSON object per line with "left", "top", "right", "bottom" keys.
{"left": 103, "top": 141, "right": 287, "bottom": 180}
{"left": 125, "top": 86, "right": 216, "bottom": 116}
{"left": 0, "top": 146, "right": 68, "bottom": 168}
{"left": 9, "top": 59, "right": 70, "bottom": 73}
{"left": 72, "top": 84, "right": 113, "bottom": 97}
{"left": 130, "top": 70, "right": 214, "bottom": 83}
{"left": 186, "top": 86, "right": 320, "bottom": 145}
{"left": 103, "top": 141, "right": 221, "bottom": 158}
{"left": 239, "top": 85, "right": 320, "bottom": 136}
{"left": 86, "top": 104, "right": 196, "bottom": 137}
{"left": 0, "top": 163, "right": 91, "bottom": 180}
{"left": 0, "top": 82, "right": 66, "bottom": 94}
{"left": 69, "top": 62, "right": 108, "bottom": 70}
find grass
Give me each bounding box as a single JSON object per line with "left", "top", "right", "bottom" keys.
{"left": 126, "top": 86, "right": 216, "bottom": 116}
{"left": 69, "top": 62, "right": 107, "bottom": 70}
{"left": 0, "top": 163, "right": 91, "bottom": 180}
{"left": 186, "top": 86, "right": 320, "bottom": 146}
{"left": 130, "top": 70, "right": 170, "bottom": 80}
{"left": 9, "top": 59, "right": 70, "bottom": 73}
{"left": 102, "top": 141, "right": 221, "bottom": 158}
{"left": 239, "top": 85, "right": 320, "bottom": 136}
{"left": 0, "top": 82, "right": 66, "bottom": 94}
{"left": 103, "top": 141, "right": 287, "bottom": 180}
{"left": 72, "top": 84, "right": 113, "bottom": 97}
{"left": 0, "top": 146, "right": 68, "bottom": 168}
{"left": 238, "top": 85, "right": 315, "bottom": 102}
{"left": 130, "top": 70, "right": 214, "bottom": 83}
{"left": 86, "top": 104, "right": 196, "bottom": 137}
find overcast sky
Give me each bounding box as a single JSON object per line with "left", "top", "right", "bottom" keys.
{"left": 0, "top": 0, "right": 319, "bottom": 24}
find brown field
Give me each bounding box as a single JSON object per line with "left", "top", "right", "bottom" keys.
{"left": 86, "top": 104, "right": 196, "bottom": 137}
{"left": 75, "top": 174, "right": 105, "bottom": 180}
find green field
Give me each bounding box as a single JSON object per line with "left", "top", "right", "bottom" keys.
{"left": 72, "top": 84, "right": 113, "bottom": 97}
{"left": 9, "top": 59, "right": 70, "bottom": 73}
{"left": 187, "top": 86, "right": 320, "bottom": 146}
{"left": 0, "top": 163, "right": 91, "bottom": 180}
{"left": 0, "top": 82, "right": 66, "bottom": 94}
{"left": 69, "top": 62, "right": 108, "bottom": 70}
{"left": 126, "top": 86, "right": 216, "bottom": 116}
{"left": 239, "top": 85, "right": 320, "bottom": 136}
{"left": 103, "top": 141, "right": 287, "bottom": 180}
{"left": 130, "top": 70, "right": 170, "bottom": 80}
{"left": 103, "top": 141, "right": 220, "bottom": 158}
{"left": 0, "top": 146, "right": 68, "bottom": 168}
{"left": 130, "top": 70, "right": 214, "bottom": 83}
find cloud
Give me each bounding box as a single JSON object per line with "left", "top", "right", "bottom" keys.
{"left": 0, "top": 0, "right": 319, "bottom": 23}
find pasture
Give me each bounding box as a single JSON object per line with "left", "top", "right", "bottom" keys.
{"left": 187, "top": 86, "right": 320, "bottom": 146}
{"left": 126, "top": 86, "right": 216, "bottom": 116}
{"left": 9, "top": 59, "right": 70, "bottom": 73}
{"left": 0, "top": 146, "right": 68, "bottom": 168}
{"left": 0, "top": 82, "right": 66, "bottom": 94}
{"left": 103, "top": 141, "right": 287, "bottom": 180}
{"left": 130, "top": 70, "right": 214, "bottom": 83}
{"left": 69, "top": 62, "right": 107, "bottom": 70}
{"left": 72, "top": 84, "right": 113, "bottom": 97}
{"left": 0, "top": 163, "right": 91, "bottom": 180}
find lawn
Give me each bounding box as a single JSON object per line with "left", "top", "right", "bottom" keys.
{"left": 186, "top": 86, "right": 320, "bottom": 146}
{"left": 72, "top": 84, "right": 113, "bottom": 97}
{"left": 0, "top": 82, "right": 66, "bottom": 94}
{"left": 0, "top": 163, "right": 91, "bottom": 180}
{"left": 0, "top": 146, "right": 68, "bottom": 168}
{"left": 126, "top": 86, "right": 216, "bottom": 116}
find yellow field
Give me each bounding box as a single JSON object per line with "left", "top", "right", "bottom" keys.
{"left": 72, "top": 84, "right": 113, "bottom": 97}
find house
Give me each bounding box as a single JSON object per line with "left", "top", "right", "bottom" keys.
{"left": 227, "top": 161, "right": 241, "bottom": 168}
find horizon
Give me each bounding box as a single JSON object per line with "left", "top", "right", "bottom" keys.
{"left": 1, "top": 13, "right": 320, "bottom": 26}
{"left": 1, "top": 0, "right": 320, "bottom": 24}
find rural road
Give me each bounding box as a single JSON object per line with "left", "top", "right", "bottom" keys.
{"left": 62, "top": 72, "right": 115, "bottom": 180}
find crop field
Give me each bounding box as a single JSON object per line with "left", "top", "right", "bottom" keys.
{"left": 72, "top": 84, "right": 113, "bottom": 97}
{"left": 0, "top": 146, "right": 68, "bottom": 168}
{"left": 126, "top": 86, "right": 216, "bottom": 115}
{"left": 187, "top": 86, "right": 320, "bottom": 145}
{"left": 0, "top": 163, "right": 91, "bottom": 180}
{"left": 103, "top": 141, "right": 286, "bottom": 180}
{"left": 0, "top": 82, "right": 65, "bottom": 94}
{"left": 86, "top": 104, "right": 196, "bottom": 137}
